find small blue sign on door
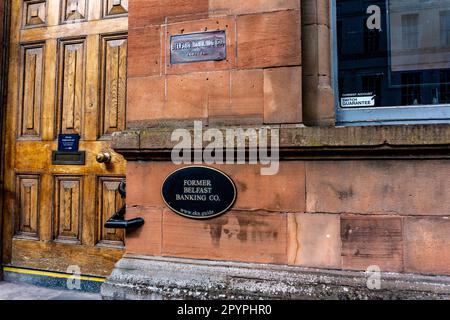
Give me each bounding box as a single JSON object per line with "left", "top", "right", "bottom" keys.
{"left": 58, "top": 134, "right": 80, "bottom": 152}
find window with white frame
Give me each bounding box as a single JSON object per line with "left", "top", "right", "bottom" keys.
{"left": 334, "top": 0, "right": 450, "bottom": 125}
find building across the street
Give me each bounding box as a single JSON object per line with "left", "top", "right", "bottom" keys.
{"left": 1, "top": 0, "right": 450, "bottom": 299}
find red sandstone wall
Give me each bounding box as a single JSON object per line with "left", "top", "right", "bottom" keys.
{"left": 126, "top": 160, "right": 450, "bottom": 276}
{"left": 125, "top": 1, "right": 450, "bottom": 277}
{"left": 127, "top": 0, "right": 302, "bottom": 127}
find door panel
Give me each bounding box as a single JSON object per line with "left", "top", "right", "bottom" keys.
{"left": 103, "top": 0, "right": 128, "bottom": 18}
{"left": 58, "top": 38, "right": 86, "bottom": 136}
{"left": 97, "top": 176, "right": 125, "bottom": 246}
{"left": 22, "top": 1, "right": 46, "bottom": 28}
{"left": 54, "top": 175, "right": 82, "bottom": 243}
{"left": 61, "top": 0, "right": 87, "bottom": 22}
{"left": 19, "top": 43, "right": 44, "bottom": 138}
{"left": 100, "top": 34, "right": 127, "bottom": 137}
{"left": 15, "top": 174, "right": 40, "bottom": 240}
{"left": 3, "top": 0, "right": 128, "bottom": 277}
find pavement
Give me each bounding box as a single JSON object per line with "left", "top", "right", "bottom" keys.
{"left": 0, "top": 281, "right": 101, "bottom": 300}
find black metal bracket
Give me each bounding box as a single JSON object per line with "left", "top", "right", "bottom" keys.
{"left": 105, "top": 180, "right": 145, "bottom": 230}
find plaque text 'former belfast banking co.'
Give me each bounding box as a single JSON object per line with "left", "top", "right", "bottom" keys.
{"left": 170, "top": 30, "right": 227, "bottom": 64}
{"left": 161, "top": 166, "right": 237, "bottom": 219}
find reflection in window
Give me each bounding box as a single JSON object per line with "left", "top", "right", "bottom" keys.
{"left": 401, "top": 14, "right": 418, "bottom": 50}
{"left": 441, "top": 70, "right": 450, "bottom": 103}
{"left": 362, "top": 75, "right": 382, "bottom": 105}
{"left": 390, "top": 1, "right": 450, "bottom": 73}
{"left": 364, "top": 20, "right": 380, "bottom": 53}
{"left": 441, "top": 11, "right": 450, "bottom": 47}
{"left": 337, "top": 0, "right": 450, "bottom": 109}
{"left": 401, "top": 73, "right": 421, "bottom": 105}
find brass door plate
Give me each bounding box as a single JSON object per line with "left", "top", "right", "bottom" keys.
{"left": 52, "top": 151, "right": 86, "bottom": 165}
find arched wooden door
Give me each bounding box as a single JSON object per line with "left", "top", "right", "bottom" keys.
{"left": 2, "top": 0, "right": 129, "bottom": 277}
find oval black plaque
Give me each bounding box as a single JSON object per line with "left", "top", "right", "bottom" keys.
{"left": 161, "top": 166, "right": 237, "bottom": 219}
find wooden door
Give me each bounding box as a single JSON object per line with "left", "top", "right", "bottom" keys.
{"left": 0, "top": 0, "right": 7, "bottom": 278}
{"left": 2, "top": 0, "right": 129, "bottom": 277}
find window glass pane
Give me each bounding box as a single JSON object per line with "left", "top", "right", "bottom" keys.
{"left": 337, "top": 0, "right": 450, "bottom": 109}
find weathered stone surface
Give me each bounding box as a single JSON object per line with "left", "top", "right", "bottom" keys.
{"left": 301, "top": 0, "right": 334, "bottom": 126}
{"left": 125, "top": 206, "right": 163, "bottom": 256}
{"left": 288, "top": 213, "right": 341, "bottom": 269}
{"left": 165, "top": 73, "right": 210, "bottom": 121}
{"left": 162, "top": 209, "right": 288, "bottom": 264}
{"left": 341, "top": 216, "right": 403, "bottom": 272}
{"left": 126, "top": 161, "right": 305, "bottom": 212}
{"left": 264, "top": 67, "right": 302, "bottom": 124}
{"left": 404, "top": 217, "right": 450, "bottom": 275}
{"left": 113, "top": 124, "right": 450, "bottom": 153}
{"left": 129, "top": 0, "right": 209, "bottom": 28}
{"left": 229, "top": 69, "right": 264, "bottom": 122}
{"left": 227, "top": 162, "right": 305, "bottom": 212}
{"left": 302, "top": 74, "right": 335, "bottom": 126}
{"left": 102, "top": 255, "right": 450, "bottom": 300}
{"left": 306, "top": 161, "right": 450, "bottom": 216}
{"left": 209, "top": 0, "right": 300, "bottom": 15}
{"left": 127, "top": 76, "right": 165, "bottom": 123}
{"left": 302, "top": 0, "right": 330, "bottom": 26}
{"left": 279, "top": 124, "right": 450, "bottom": 147}
{"left": 237, "top": 10, "right": 301, "bottom": 69}
{"left": 128, "top": 26, "right": 161, "bottom": 78}
{"left": 125, "top": 161, "right": 172, "bottom": 206}
{"left": 302, "top": 24, "right": 330, "bottom": 77}
{"left": 111, "top": 130, "right": 140, "bottom": 150}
